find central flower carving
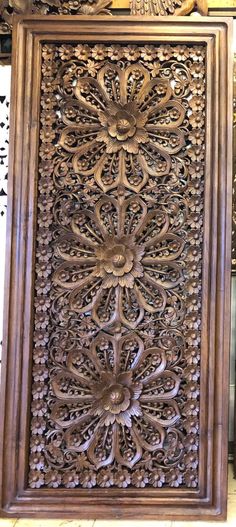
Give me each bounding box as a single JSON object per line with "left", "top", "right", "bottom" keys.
{"left": 59, "top": 64, "right": 185, "bottom": 192}
{"left": 111, "top": 111, "right": 136, "bottom": 140}
{"left": 95, "top": 236, "right": 144, "bottom": 286}
{"left": 50, "top": 332, "right": 181, "bottom": 468}
{"left": 97, "top": 102, "right": 148, "bottom": 153}
{"left": 53, "top": 196, "right": 185, "bottom": 329}
{"left": 92, "top": 371, "right": 141, "bottom": 422}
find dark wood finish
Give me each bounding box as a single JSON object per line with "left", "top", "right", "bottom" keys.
{"left": 0, "top": 15, "right": 233, "bottom": 520}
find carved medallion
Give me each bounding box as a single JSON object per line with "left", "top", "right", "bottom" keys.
{"left": 28, "top": 41, "right": 205, "bottom": 490}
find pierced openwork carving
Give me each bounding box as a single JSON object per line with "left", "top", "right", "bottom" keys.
{"left": 59, "top": 63, "right": 186, "bottom": 193}
{"left": 53, "top": 195, "right": 186, "bottom": 330}
{"left": 29, "top": 42, "right": 205, "bottom": 490}
{"left": 0, "top": 0, "right": 111, "bottom": 31}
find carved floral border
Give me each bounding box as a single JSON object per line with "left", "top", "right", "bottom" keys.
{"left": 28, "top": 42, "right": 205, "bottom": 489}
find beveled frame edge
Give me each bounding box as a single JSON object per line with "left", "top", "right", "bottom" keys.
{"left": 0, "top": 15, "right": 233, "bottom": 520}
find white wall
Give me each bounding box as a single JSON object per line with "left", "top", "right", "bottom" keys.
{"left": 0, "top": 65, "right": 11, "bottom": 375}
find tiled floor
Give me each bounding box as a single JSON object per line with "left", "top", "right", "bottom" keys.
{"left": 1, "top": 464, "right": 236, "bottom": 527}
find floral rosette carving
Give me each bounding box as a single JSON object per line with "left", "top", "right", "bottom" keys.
{"left": 53, "top": 195, "right": 185, "bottom": 329}
{"left": 59, "top": 63, "right": 186, "bottom": 193}
{"left": 47, "top": 332, "right": 181, "bottom": 469}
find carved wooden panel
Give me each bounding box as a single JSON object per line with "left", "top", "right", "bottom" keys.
{"left": 0, "top": 16, "right": 232, "bottom": 520}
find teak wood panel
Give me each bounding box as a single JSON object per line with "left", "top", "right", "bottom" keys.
{"left": 0, "top": 15, "right": 233, "bottom": 520}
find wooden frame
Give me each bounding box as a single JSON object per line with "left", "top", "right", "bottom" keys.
{"left": 0, "top": 15, "right": 233, "bottom": 520}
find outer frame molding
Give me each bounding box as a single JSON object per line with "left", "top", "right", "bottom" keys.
{"left": 0, "top": 15, "right": 233, "bottom": 520}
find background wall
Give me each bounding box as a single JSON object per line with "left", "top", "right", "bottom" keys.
{"left": 0, "top": 65, "right": 10, "bottom": 375}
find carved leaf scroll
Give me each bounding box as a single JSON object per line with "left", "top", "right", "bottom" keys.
{"left": 0, "top": 0, "right": 111, "bottom": 31}
{"left": 29, "top": 42, "right": 205, "bottom": 490}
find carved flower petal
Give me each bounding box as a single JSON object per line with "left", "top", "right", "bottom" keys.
{"left": 119, "top": 150, "right": 149, "bottom": 193}
{"left": 134, "top": 274, "right": 167, "bottom": 314}
{"left": 94, "top": 196, "right": 119, "bottom": 234}
{"left": 118, "top": 286, "right": 145, "bottom": 329}
{"left": 131, "top": 382, "right": 143, "bottom": 400}
{"left": 72, "top": 139, "right": 106, "bottom": 176}
{"left": 135, "top": 209, "right": 169, "bottom": 248}
{"left": 115, "top": 424, "right": 142, "bottom": 468}
{"left": 135, "top": 128, "right": 149, "bottom": 144}
{"left": 132, "top": 413, "right": 165, "bottom": 452}
{"left": 91, "top": 333, "right": 118, "bottom": 373}
{"left": 142, "top": 233, "right": 185, "bottom": 261}
{"left": 138, "top": 143, "right": 171, "bottom": 177}
{"left": 138, "top": 78, "right": 172, "bottom": 114}
{"left": 75, "top": 77, "right": 109, "bottom": 114}
{"left": 146, "top": 126, "right": 185, "bottom": 154}
{"left": 99, "top": 371, "right": 116, "bottom": 386}
{"left": 67, "top": 348, "right": 101, "bottom": 383}
{"left": 122, "top": 137, "right": 139, "bottom": 154}
{"left": 87, "top": 424, "right": 116, "bottom": 469}
{"left": 143, "top": 261, "right": 184, "bottom": 289}
{"left": 92, "top": 287, "right": 119, "bottom": 329}
{"left": 124, "top": 64, "right": 151, "bottom": 103}
{"left": 94, "top": 151, "right": 122, "bottom": 192}
{"left": 117, "top": 371, "right": 133, "bottom": 387}
{"left": 146, "top": 100, "right": 186, "bottom": 127}
{"left": 120, "top": 196, "right": 147, "bottom": 235}
{"left": 115, "top": 400, "right": 142, "bottom": 427}
{"left": 51, "top": 372, "right": 95, "bottom": 401}
{"left": 89, "top": 398, "right": 107, "bottom": 418}
{"left": 56, "top": 234, "right": 97, "bottom": 263}
{"left": 53, "top": 263, "right": 97, "bottom": 290}
{"left": 64, "top": 415, "right": 101, "bottom": 453}
{"left": 97, "top": 64, "right": 126, "bottom": 104}
{"left": 105, "top": 138, "right": 122, "bottom": 154}
{"left": 133, "top": 347, "right": 167, "bottom": 385}
{"left": 118, "top": 333, "right": 145, "bottom": 372}
{"left": 61, "top": 99, "right": 100, "bottom": 127}
{"left": 131, "top": 261, "right": 144, "bottom": 279}
{"left": 69, "top": 276, "right": 103, "bottom": 314}
{"left": 140, "top": 402, "right": 180, "bottom": 428}
{"left": 59, "top": 125, "right": 101, "bottom": 153}
{"left": 101, "top": 274, "right": 119, "bottom": 288}
{"left": 71, "top": 210, "right": 107, "bottom": 247}
{"left": 140, "top": 371, "right": 181, "bottom": 401}
{"left": 51, "top": 401, "right": 93, "bottom": 429}
{"left": 119, "top": 275, "right": 135, "bottom": 288}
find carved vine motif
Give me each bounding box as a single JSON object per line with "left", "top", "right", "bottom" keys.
{"left": 29, "top": 43, "right": 205, "bottom": 490}
{"left": 0, "top": 0, "right": 111, "bottom": 31}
